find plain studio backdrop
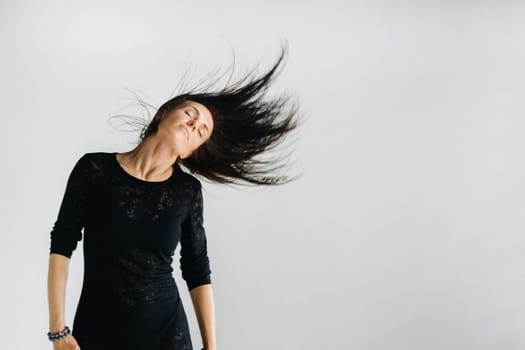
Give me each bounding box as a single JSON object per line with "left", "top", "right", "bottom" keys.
{"left": 1, "top": 1, "right": 524, "bottom": 349}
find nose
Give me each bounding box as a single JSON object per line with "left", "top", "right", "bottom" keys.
{"left": 187, "top": 119, "right": 198, "bottom": 130}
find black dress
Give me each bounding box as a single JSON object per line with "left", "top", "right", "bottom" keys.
{"left": 49, "top": 152, "right": 212, "bottom": 350}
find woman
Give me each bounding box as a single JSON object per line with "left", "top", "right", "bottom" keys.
{"left": 47, "top": 43, "right": 301, "bottom": 350}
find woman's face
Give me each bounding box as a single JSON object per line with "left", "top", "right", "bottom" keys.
{"left": 157, "top": 100, "right": 214, "bottom": 159}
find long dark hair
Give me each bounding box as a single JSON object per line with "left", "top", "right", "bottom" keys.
{"left": 114, "top": 41, "right": 303, "bottom": 186}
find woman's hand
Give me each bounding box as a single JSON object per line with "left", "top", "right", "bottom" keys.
{"left": 52, "top": 334, "right": 81, "bottom": 350}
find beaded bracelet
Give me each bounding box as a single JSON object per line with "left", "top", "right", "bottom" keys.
{"left": 47, "top": 325, "right": 71, "bottom": 342}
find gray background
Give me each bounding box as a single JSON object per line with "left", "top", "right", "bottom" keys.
{"left": 1, "top": 1, "right": 524, "bottom": 349}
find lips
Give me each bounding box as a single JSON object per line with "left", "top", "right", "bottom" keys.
{"left": 180, "top": 125, "right": 190, "bottom": 141}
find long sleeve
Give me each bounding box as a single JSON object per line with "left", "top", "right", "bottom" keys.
{"left": 179, "top": 180, "right": 212, "bottom": 292}
{"left": 49, "top": 153, "right": 91, "bottom": 259}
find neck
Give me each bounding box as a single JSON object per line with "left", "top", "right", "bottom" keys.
{"left": 118, "top": 136, "right": 178, "bottom": 181}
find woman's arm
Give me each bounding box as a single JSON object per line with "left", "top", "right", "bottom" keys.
{"left": 48, "top": 153, "right": 91, "bottom": 330}
{"left": 179, "top": 179, "right": 216, "bottom": 349}
{"left": 48, "top": 253, "right": 70, "bottom": 332}
{"left": 46, "top": 154, "right": 91, "bottom": 348}
{"left": 190, "top": 284, "right": 217, "bottom": 350}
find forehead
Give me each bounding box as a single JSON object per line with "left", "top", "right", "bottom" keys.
{"left": 184, "top": 101, "right": 214, "bottom": 129}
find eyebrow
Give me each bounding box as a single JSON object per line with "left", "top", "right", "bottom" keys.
{"left": 189, "top": 105, "right": 210, "bottom": 136}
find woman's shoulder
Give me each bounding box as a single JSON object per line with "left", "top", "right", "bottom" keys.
{"left": 73, "top": 151, "right": 116, "bottom": 177}
{"left": 175, "top": 166, "right": 202, "bottom": 191}
{"left": 81, "top": 151, "right": 114, "bottom": 159}
{"left": 177, "top": 167, "right": 201, "bottom": 184}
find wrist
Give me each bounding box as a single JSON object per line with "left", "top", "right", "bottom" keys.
{"left": 49, "top": 321, "right": 65, "bottom": 333}
{"left": 47, "top": 325, "right": 71, "bottom": 342}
